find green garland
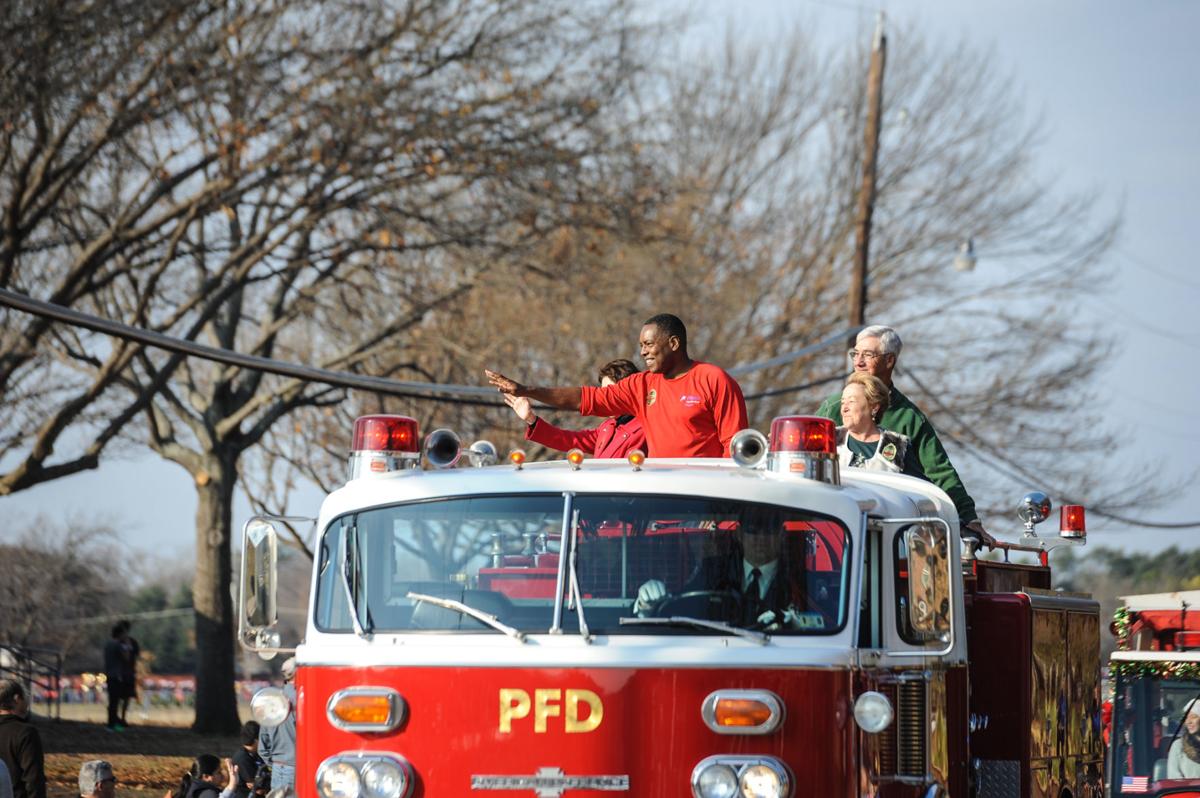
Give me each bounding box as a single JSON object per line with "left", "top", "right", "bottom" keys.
{"left": 1113, "top": 605, "right": 1132, "bottom": 649}
{"left": 1110, "top": 659, "right": 1200, "bottom": 680}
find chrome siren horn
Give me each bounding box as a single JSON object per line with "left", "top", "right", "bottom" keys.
{"left": 424, "top": 428, "right": 462, "bottom": 469}
{"left": 730, "top": 428, "right": 769, "bottom": 468}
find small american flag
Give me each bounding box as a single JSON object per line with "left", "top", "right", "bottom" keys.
{"left": 1122, "top": 775, "right": 1150, "bottom": 793}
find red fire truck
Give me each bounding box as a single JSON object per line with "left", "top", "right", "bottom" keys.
{"left": 1106, "top": 590, "right": 1200, "bottom": 796}
{"left": 239, "top": 414, "right": 1102, "bottom": 798}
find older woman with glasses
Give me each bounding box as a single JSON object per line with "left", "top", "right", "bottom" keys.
{"left": 836, "top": 371, "right": 926, "bottom": 479}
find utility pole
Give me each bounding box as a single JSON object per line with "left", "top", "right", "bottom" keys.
{"left": 847, "top": 13, "right": 886, "bottom": 350}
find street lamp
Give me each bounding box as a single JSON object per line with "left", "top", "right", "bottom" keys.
{"left": 954, "top": 238, "right": 977, "bottom": 272}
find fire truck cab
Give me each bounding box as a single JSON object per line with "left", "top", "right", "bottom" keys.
{"left": 239, "top": 414, "right": 1101, "bottom": 798}
{"left": 1106, "top": 591, "right": 1200, "bottom": 797}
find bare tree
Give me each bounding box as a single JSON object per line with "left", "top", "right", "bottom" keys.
{"left": 1, "top": 0, "right": 648, "bottom": 731}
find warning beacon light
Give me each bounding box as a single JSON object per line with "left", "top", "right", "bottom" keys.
{"left": 767, "top": 415, "right": 839, "bottom": 484}
{"left": 1059, "top": 504, "right": 1086, "bottom": 540}
{"left": 349, "top": 415, "right": 420, "bottom": 479}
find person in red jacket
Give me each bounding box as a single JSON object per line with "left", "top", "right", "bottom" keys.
{"left": 504, "top": 358, "right": 646, "bottom": 458}
{"left": 486, "top": 314, "right": 747, "bottom": 458}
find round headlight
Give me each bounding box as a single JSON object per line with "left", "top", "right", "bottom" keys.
{"left": 317, "top": 761, "right": 362, "bottom": 798}
{"left": 853, "top": 691, "right": 895, "bottom": 733}
{"left": 739, "top": 763, "right": 786, "bottom": 798}
{"left": 361, "top": 760, "right": 407, "bottom": 798}
{"left": 250, "top": 687, "right": 290, "bottom": 727}
{"left": 695, "top": 763, "right": 739, "bottom": 798}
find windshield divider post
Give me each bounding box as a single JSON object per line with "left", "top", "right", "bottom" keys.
{"left": 549, "top": 492, "right": 575, "bottom": 635}
{"left": 568, "top": 508, "right": 592, "bottom": 643}
{"left": 339, "top": 521, "right": 368, "bottom": 639}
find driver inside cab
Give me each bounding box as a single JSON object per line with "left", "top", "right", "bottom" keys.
{"left": 633, "top": 523, "right": 813, "bottom": 631}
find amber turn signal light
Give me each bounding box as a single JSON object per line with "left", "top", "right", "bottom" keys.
{"left": 326, "top": 689, "right": 403, "bottom": 732}
{"left": 701, "top": 690, "right": 783, "bottom": 735}
{"left": 714, "top": 698, "right": 774, "bottom": 727}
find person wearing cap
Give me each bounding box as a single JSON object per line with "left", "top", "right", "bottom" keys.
{"left": 79, "top": 761, "right": 117, "bottom": 798}
{"left": 0, "top": 679, "right": 45, "bottom": 798}
{"left": 258, "top": 660, "right": 296, "bottom": 792}
{"left": 1167, "top": 698, "right": 1200, "bottom": 779}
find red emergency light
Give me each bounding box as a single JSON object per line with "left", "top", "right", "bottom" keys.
{"left": 1059, "top": 504, "right": 1086, "bottom": 539}
{"left": 353, "top": 415, "right": 420, "bottom": 453}
{"left": 349, "top": 415, "right": 421, "bottom": 479}
{"left": 769, "top": 416, "right": 837, "bottom": 455}
{"left": 766, "top": 416, "right": 839, "bottom": 484}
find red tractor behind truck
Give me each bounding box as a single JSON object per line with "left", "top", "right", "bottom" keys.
{"left": 1106, "top": 590, "right": 1200, "bottom": 797}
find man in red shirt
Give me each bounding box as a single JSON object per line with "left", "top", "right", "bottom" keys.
{"left": 486, "top": 314, "right": 748, "bottom": 458}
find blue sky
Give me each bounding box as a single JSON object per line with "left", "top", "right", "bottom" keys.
{"left": 2, "top": 0, "right": 1197, "bottom": 558}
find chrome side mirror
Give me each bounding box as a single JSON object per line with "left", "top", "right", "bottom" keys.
{"left": 239, "top": 517, "right": 285, "bottom": 658}
{"left": 1017, "top": 491, "right": 1052, "bottom": 537}
{"left": 904, "top": 523, "right": 951, "bottom": 641}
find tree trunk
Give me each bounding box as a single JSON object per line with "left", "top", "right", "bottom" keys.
{"left": 191, "top": 453, "right": 241, "bottom": 734}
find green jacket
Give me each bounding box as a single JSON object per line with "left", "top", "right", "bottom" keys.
{"left": 816, "top": 385, "right": 978, "bottom": 524}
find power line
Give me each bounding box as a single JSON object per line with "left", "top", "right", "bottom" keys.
{"left": 0, "top": 287, "right": 857, "bottom": 401}
{"left": 1114, "top": 246, "right": 1200, "bottom": 293}
{"left": 902, "top": 368, "right": 1200, "bottom": 530}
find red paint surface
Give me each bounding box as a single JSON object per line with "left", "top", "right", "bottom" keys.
{"left": 296, "top": 664, "right": 856, "bottom": 798}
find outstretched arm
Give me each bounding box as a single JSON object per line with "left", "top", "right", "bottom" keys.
{"left": 485, "top": 370, "right": 582, "bottom": 410}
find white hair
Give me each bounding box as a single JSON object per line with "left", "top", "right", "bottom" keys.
{"left": 858, "top": 325, "right": 902, "bottom": 357}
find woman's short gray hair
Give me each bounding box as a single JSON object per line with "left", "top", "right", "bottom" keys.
{"left": 858, "top": 325, "right": 902, "bottom": 357}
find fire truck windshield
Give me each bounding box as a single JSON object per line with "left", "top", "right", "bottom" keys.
{"left": 1111, "top": 673, "right": 1200, "bottom": 788}
{"left": 314, "top": 493, "right": 850, "bottom": 637}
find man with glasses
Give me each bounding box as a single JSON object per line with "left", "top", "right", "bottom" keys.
{"left": 816, "top": 325, "right": 994, "bottom": 547}
{"left": 78, "top": 761, "right": 117, "bottom": 798}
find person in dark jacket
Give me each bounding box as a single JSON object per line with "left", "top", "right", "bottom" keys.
{"left": 503, "top": 359, "right": 646, "bottom": 458}
{"left": 0, "top": 679, "right": 46, "bottom": 798}
{"left": 229, "top": 722, "right": 263, "bottom": 798}
{"left": 170, "top": 755, "right": 234, "bottom": 798}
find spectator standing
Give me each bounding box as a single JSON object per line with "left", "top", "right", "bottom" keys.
{"left": 78, "top": 760, "right": 117, "bottom": 798}
{"left": 102, "top": 624, "right": 126, "bottom": 731}
{"left": 504, "top": 359, "right": 646, "bottom": 458}
{"left": 487, "top": 314, "right": 747, "bottom": 458}
{"left": 0, "top": 679, "right": 46, "bottom": 798}
{"left": 259, "top": 659, "right": 297, "bottom": 792}
{"left": 230, "top": 722, "right": 264, "bottom": 798}
{"left": 116, "top": 621, "right": 140, "bottom": 727}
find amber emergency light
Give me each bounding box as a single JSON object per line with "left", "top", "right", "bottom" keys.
{"left": 349, "top": 415, "right": 420, "bottom": 479}
{"left": 566, "top": 449, "right": 585, "bottom": 470}
{"left": 767, "top": 415, "right": 839, "bottom": 485}
{"left": 627, "top": 450, "right": 646, "bottom": 471}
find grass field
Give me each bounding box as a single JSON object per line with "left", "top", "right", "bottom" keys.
{"left": 33, "top": 703, "right": 245, "bottom": 798}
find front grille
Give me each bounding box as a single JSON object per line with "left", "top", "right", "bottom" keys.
{"left": 896, "top": 680, "right": 927, "bottom": 777}
{"left": 877, "top": 684, "right": 898, "bottom": 775}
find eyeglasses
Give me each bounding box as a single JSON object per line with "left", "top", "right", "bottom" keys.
{"left": 848, "top": 349, "right": 887, "bottom": 361}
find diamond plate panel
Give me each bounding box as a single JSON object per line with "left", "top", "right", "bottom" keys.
{"left": 977, "top": 759, "right": 1021, "bottom": 798}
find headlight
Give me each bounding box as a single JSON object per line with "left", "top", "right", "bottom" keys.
{"left": 739, "top": 763, "right": 786, "bottom": 798}
{"left": 692, "top": 757, "right": 791, "bottom": 798}
{"left": 317, "top": 755, "right": 412, "bottom": 798}
{"left": 694, "top": 763, "right": 739, "bottom": 798}
{"left": 853, "top": 691, "right": 894, "bottom": 733}
{"left": 317, "top": 761, "right": 361, "bottom": 798}
{"left": 361, "top": 760, "right": 407, "bottom": 798}
{"left": 250, "top": 687, "right": 290, "bottom": 727}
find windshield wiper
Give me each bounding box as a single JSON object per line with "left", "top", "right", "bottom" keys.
{"left": 406, "top": 591, "right": 528, "bottom": 643}
{"left": 618, "top": 616, "right": 769, "bottom": 645}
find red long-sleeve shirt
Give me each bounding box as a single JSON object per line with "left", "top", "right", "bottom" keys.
{"left": 525, "top": 415, "right": 646, "bottom": 458}
{"left": 578, "top": 362, "right": 748, "bottom": 458}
